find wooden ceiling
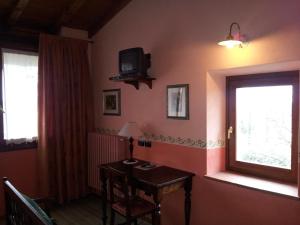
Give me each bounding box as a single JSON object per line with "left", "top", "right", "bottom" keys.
{"left": 0, "top": 0, "right": 132, "bottom": 49}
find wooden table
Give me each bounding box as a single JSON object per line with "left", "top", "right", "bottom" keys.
{"left": 99, "top": 159, "right": 195, "bottom": 225}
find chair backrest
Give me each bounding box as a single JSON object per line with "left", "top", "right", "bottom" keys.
{"left": 3, "top": 177, "right": 54, "bottom": 225}
{"left": 107, "top": 168, "right": 131, "bottom": 215}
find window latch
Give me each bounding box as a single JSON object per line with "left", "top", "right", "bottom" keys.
{"left": 227, "top": 126, "right": 233, "bottom": 139}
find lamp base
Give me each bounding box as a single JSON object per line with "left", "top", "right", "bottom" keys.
{"left": 123, "top": 159, "right": 138, "bottom": 165}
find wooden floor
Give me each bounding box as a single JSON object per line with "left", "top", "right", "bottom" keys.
{"left": 52, "top": 196, "right": 103, "bottom": 225}
{"left": 0, "top": 195, "right": 150, "bottom": 225}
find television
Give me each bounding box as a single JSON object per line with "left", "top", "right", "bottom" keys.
{"left": 119, "top": 47, "right": 151, "bottom": 77}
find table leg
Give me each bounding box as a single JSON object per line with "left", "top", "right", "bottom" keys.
{"left": 184, "top": 178, "right": 192, "bottom": 225}
{"left": 153, "top": 192, "right": 162, "bottom": 225}
{"left": 100, "top": 167, "right": 108, "bottom": 225}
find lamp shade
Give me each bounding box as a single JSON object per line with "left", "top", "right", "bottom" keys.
{"left": 218, "top": 22, "right": 243, "bottom": 48}
{"left": 218, "top": 39, "right": 243, "bottom": 48}
{"left": 118, "top": 122, "right": 143, "bottom": 138}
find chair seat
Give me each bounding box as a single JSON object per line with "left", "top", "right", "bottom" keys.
{"left": 112, "top": 197, "right": 156, "bottom": 217}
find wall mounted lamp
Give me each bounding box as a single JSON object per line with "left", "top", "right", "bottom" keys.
{"left": 218, "top": 22, "right": 243, "bottom": 48}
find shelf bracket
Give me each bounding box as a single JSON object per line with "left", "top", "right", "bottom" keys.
{"left": 142, "top": 80, "right": 153, "bottom": 89}
{"left": 109, "top": 76, "right": 155, "bottom": 90}
{"left": 125, "top": 81, "right": 139, "bottom": 90}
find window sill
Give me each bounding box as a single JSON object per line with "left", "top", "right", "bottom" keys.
{"left": 205, "top": 171, "right": 299, "bottom": 200}
{"left": 0, "top": 141, "right": 37, "bottom": 152}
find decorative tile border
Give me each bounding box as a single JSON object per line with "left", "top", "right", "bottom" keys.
{"left": 97, "top": 127, "right": 119, "bottom": 135}
{"left": 143, "top": 133, "right": 224, "bottom": 149}
{"left": 96, "top": 128, "right": 225, "bottom": 149}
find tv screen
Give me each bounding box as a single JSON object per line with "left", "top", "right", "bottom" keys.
{"left": 121, "top": 51, "right": 138, "bottom": 73}
{"left": 119, "top": 48, "right": 144, "bottom": 76}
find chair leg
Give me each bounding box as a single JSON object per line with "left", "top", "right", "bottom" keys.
{"left": 126, "top": 217, "right": 131, "bottom": 225}
{"left": 110, "top": 210, "right": 115, "bottom": 225}
{"left": 151, "top": 212, "right": 156, "bottom": 225}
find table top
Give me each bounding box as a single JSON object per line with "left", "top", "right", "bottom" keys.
{"left": 99, "top": 159, "right": 195, "bottom": 188}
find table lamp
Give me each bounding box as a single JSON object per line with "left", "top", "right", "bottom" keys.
{"left": 118, "top": 122, "right": 143, "bottom": 164}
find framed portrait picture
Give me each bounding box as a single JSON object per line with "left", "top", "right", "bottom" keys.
{"left": 167, "top": 84, "right": 189, "bottom": 120}
{"left": 103, "top": 89, "right": 121, "bottom": 116}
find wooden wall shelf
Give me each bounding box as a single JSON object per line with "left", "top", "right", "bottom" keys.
{"left": 109, "top": 76, "right": 156, "bottom": 90}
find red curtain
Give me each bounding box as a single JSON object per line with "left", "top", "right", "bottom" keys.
{"left": 38, "top": 34, "right": 93, "bottom": 203}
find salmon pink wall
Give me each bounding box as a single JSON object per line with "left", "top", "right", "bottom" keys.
{"left": 0, "top": 149, "right": 38, "bottom": 216}
{"left": 92, "top": 0, "right": 300, "bottom": 141}
{"left": 134, "top": 144, "right": 300, "bottom": 225}
{"left": 91, "top": 0, "right": 300, "bottom": 224}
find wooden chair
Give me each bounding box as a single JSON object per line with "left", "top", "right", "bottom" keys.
{"left": 108, "top": 168, "right": 156, "bottom": 225}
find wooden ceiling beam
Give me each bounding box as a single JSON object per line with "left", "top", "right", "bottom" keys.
{"left": 7, "top": 0, "right": 30, "bottom": 26}
{"left": 0, "top": 30, "right": 38, "bottom": 51}
{"left": 0, "top": 20, "right": 9, "bottom": 32}
{"left": 88, "top": 0, "right": 132, "bottom": 37}
{"left": 0, "top": 24, "right": 54, "bottom": 51}
{"left": 52, "top": 0, "right": 87, "bottom": 34}
{"left": 10, "top": 26, "right": 43, "bottom": 36}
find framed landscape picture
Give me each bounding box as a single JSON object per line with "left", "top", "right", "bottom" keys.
{"left": 167, "top": 84, "right": 189, "bottom": 120}
{"left": 103, "top": 89, "right": 121, "bottom": 115}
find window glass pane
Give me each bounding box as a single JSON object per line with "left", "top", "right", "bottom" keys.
{"left": 236, "top": 85, "right": 292, "bottom": 169}
{"left": 2, "top": 51, "right": 38, "bottom": 140}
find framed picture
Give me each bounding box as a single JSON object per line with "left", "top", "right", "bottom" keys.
{"left": 167, "top": 84, "right": 189, "bottom": 120}
{"left": 103, "top": 89, "right": 121, "bottom": 116}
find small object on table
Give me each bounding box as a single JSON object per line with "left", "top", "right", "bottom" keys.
{"left": 135, "top": 163, "right": 158, "bottom": 170}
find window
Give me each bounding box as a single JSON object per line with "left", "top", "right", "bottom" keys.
{"left": 0, "top": 49, "right": 38, "bottom": 150}
{"left": 226, "top": 71, "right": 299, "bottom": 183}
